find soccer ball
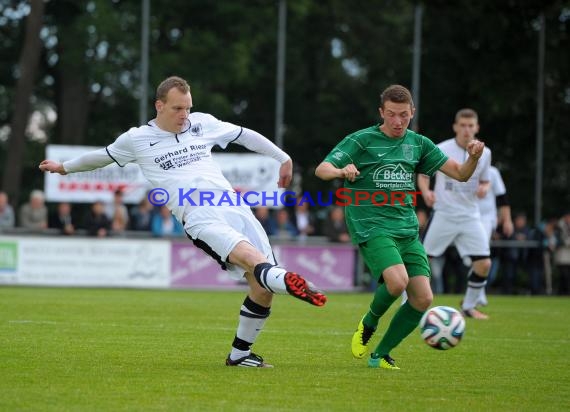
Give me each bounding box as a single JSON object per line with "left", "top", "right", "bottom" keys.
{"left": 419, "top": 306, "right": 465, "bottom": 350}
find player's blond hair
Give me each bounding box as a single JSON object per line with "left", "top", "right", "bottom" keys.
{"left": 156, "top": 76, "right": 191, "bottom": 102}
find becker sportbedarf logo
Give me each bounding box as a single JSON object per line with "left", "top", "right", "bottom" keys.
{"left": 372, "top": 163, "right": 413, "bottom": 188}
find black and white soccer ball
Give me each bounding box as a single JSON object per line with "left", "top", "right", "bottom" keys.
{"left": 419, "top": 306, "right": 465, "bottom": 350}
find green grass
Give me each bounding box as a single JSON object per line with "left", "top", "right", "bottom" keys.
{"left": 1, "top": 287, "right": 569, "bottom": 412}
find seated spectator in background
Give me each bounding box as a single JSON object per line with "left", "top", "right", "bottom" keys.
{"left": 130, "top": 196, "right": 154, "bottom": 231}
{"left": 0, "top": 191, "right": 15, "bottom": 230}
{"left": 253, "top": 206, "right": 276, "bottom": 236}
{"left": 274, "top": 208, "right": 298, "bottom": 240}
{"left": 48, "top": 202, "right": 76, "bottom": 235}
{"left": 294, "top": 199, "right": 316, "bottom": 240}
{"left": 86, "top": 201, "right": 111, "bottom": 237}
{"left": 151, "top": 206, "right": 184, "bottom": 237}
{"left": 554, "top": 211, "right": 570, "bottom": 295}
{"left": 105, "top": 189, "right": 129, "bottom": 233}
{"left": 323, "top": 206, "right": 350, "bottom": 243}
{"left": 527, "top": 222, "right": 549, "bottom": 295}
{"left": 19, "top": 190, "right": 48, "bottom": 230}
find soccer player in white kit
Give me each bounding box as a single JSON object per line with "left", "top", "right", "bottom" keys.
{"left": 476, "top": 165, "right": 514, "bottom": 306}
{"left": 418, "top": 108, "right": 492, "bottom": 319}
{"left": 39, "top": 76, "right": 327, "bottom": 368}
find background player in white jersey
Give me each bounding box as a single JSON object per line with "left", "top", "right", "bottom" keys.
{"left": 418, "top": 108, "right": 492, "bottom": 319}
{"left": 476, "top": 165, "right": 514, "bottom": 305}
{"left": 39, "top": 76, "right": 327, "bottom": 368}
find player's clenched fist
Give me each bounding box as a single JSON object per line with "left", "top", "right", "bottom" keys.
{"left": 466, "top": 139, "right": 485, "bottom": 159}
{"left": 39, "top": 160, "right": 67, "bottom": 175}
{"left": 341, "top": 164, "right": 360, "bottom": 182}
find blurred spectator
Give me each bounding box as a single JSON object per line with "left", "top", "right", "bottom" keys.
{"left": 253, "top": 206, "right": 276, "bottom": 236}
{"left": 151, "top": 206, "right": 184, "bottom": 237}
{"left": 274, "top": 208, "right": 298, "bottom": 240}
{"left": 527, "top": 223, "right": 548, "bottom": 295}
{"left": 323, "top": 206, "right": 350, "bottom": 243}
{"left": 501, "top": 212, "right": 531, "bottom": 294}
{"left": 0, "top": 191, "right": 15, "bottom": 229}
{"left": 86, "top": 201, "right": 111, "bottom": 237}
{"left": 105, "top": 189, "right": 129, "bottom": 233}
{"left": 19, "top": 190, "right": 48, "bottom": 230}
{"left": 294, "top": 199, "right": 316, "bottom": 240}
{"left": 130, "top": 196, "right": 154, "bottom": 231}
{"left": 487, "top": 227, "right": 504, "bottom": 288}
{"left": 48, "top": 202, "right": 76, "bottom": 235}
{"left": 554, "top": 211, "right": 570, "bottom": 295}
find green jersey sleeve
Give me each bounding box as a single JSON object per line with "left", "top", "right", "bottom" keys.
{"left": 416, "top": 136, "right": 448, "bottom": 176}
{"left": 323, "top": 133, "right": 364, "bottom": 168}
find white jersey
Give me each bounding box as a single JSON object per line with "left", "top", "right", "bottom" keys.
{"left": 105, "top": 113, "right": 248, "bottom": 222}
{"left": 478, "top": 166, "right": 506, "bottom": 218}
{"left": 62, "top": 112, "right": 288, "bottom": 278}
{"left": 432, "top": 138, "right": 491, "bottom": 218}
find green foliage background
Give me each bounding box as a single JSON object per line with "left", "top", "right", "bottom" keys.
{"left": 0, "top": 0, "right": 568, "bottom": 218}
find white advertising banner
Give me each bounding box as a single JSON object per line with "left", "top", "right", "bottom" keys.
{"left": 213, "top": 153, "right": 283, "bottom": 195}
{"left": 45, "top": 145, "right": 283, "bottom": 205}
{"left": 0, "top": 236, "right": 170, "bottom": 288}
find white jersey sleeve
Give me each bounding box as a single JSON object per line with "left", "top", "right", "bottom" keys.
{"left": 490, "top": 166, "right": 506, "bottom": 196}
{"left": 234, "top": 128, "right": 290, "bottom": 163}
{"left": 62, "top": 148, "right": 114, "bottom": 173}
{"left": 479, "top": 147, "right": 491, "bottom": 182}
{"left": 197, "top": 113, "right": 242, "bottom": 149}
{"left": 478, "top": 165, "right": 506, "bottom": 220}
{"left": 106, "top": 129, "right": 137, "bottom": 166}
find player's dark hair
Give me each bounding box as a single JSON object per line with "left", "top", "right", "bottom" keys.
{"left": 156, "top": 76, "right": 191, "bottom": 101}
{"left": 455, "top": 108, "right": 478, "bottom": 122}
{"left": 380, "top": 85, "right": 414, "bottom": 109}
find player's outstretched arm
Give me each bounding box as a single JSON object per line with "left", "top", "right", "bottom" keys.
{"left": 439, "top": 140, "right": 485, "bottom": 182}
{"left": 232, "top": 128, "right": 293, "bottom": 188}
{"left": 315, "top": 161, "right": 360, "bottom": 182}
{"left": 39, "top": 148, "right": 115, "bottom": 175}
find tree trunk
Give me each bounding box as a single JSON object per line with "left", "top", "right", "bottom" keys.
{"left": 58, "top": 71, "right": 89, "bottom": 146}
{"left": 1, "top": 0, "right": 45, "bottom": 205}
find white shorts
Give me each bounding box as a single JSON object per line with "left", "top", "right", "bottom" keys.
{"left": 182, "top": 204, "right": 276, "bottom": 280}
{"left": 480, "top": 213, "right": 497, "bottom": 242}
{"left": 423, "top": 211, "right": 490, "bottom": 258}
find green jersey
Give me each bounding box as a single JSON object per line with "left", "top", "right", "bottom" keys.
{"left": 323, "top": 125, "right": 448, "bottom": 243}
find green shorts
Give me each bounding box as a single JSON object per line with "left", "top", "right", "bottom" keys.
{"left": 359, "top": 235, "right": 431, "bottom": 282}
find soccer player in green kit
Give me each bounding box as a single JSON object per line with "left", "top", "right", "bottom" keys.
{"left": 315, "top": 85, "right": 485, "bottom": 369}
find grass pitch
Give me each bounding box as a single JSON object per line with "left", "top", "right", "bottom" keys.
{"left": 1, "top": 287, "right": 569, "bottom": 411}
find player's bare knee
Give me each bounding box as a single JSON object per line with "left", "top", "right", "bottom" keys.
{"left": 415, "top": 293, "right": 433, "bottom": 311}
{"left": 473, "top": 258, "right": 492, "bottom": 276}
{"left": 386, "top": 278, "right": 408, "bottom": 296}
{"left": 228, "top": 241, "right": 267, "bottom": 273}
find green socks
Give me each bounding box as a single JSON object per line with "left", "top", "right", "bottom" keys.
{"left": 374, "top": 301, "right": 424, "bottom": 357}
{"left": 363, "top": 283, "right": 398, "bottom": 328}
